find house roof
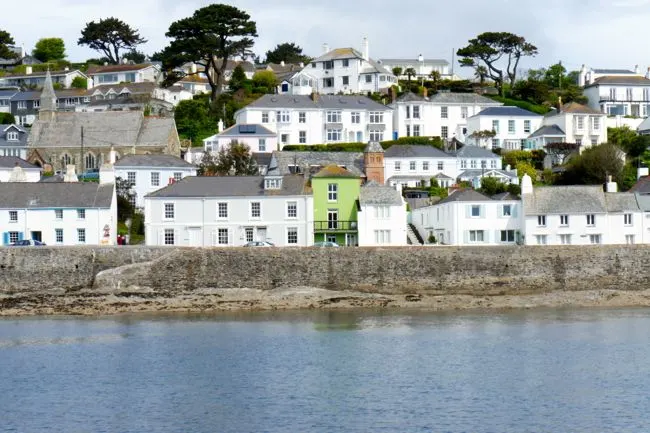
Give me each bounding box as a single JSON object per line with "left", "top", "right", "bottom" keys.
{"left": 10, "top": 91, "right": 41, "bottom": 101}
{"left": 379, "top": 58, "right": 449, "bottom": 66}
{"left": 0, "top": 125, "right": 29, "bottom": 148}
{"left": 458, "top": 169, "right": 517, "bottom": 179}
{"left": 523, "top": 185, "right": 608, "bottom": 215}
{"left": 395, "top": 92, "right": 426, "bottom": 103}
{"left": 0, "top": 156, "right": 38, "bottom": 169}
{"left": 605, "top": 193, "right": 640, "bottom": 212}
{"left": 559, "top": 102, "right": 602, "bottom": 114}
{"left": 452, "top": 145, "right": 500, "bottom": 159}
{"left": 529, "top": 124, "right": 566, "bottom": 138}
{"left": 637, "top": 117, "right": 650, "bottom": 133}
{"left": 217, "top": 124, "right": 276, "bottom": 137}
{"left": 266, "top": 151, "right": 365, "bottom": 176}
{"left": 114, "top": 154, "right": 195, "bottom": 168}
{"left": 635, "top": 192, "right": 650, "bottom": 211}
{"left": 364, "top": 141, "right": 384, "bottom": 153}
{"left": 474, "top": 106, "right": 541, "bottom": 117}
{"left": 437, "top": 189, "right": 493, "bottom": 204}
{"left": 359, "top": 181, "right": 403, "bottom": 206}
{"left": 243, "top": 94, "right": 390, "bottom": 111}
{"left": 313, "top": 164, "right": 358, "bottom": 178}
{"left": 1, "top": 69, "right": 84, "bottom": 79}
{"left": 0, "top": 90, "right": 18, "bottom": 98}
{"left": 145, "top": 175, "right": 308, "bottom": 198}
{"left": 592, "top": 69, "right": 635, "bottom": 74}
{"left": 629, "top": 176, "right": 650, "bottom": 193}
{"left": 492, "top": 192, "right": 520, "bottom": 201}
{"left": 87, "top": 63, "right": 156, "bottom": 75}
{"left": 586, "top": 76, "right": 650, "bottom": 87}
{"left": 428, "top": 92, "right": 502, "bottom": 105}
{"left": 384, "top": 145, "right": 449, "bottom": 158}
{"left": 313, "top": 48, "right": 364, "bottom": 63}
{"left": 0, "top": 182, "right": 114, "bottom": 209}
{"left": 89, "top": 82, "right": 157, "bottom": 96}
{"left": 252, "top": 152, "right": 272, "bottom": 167}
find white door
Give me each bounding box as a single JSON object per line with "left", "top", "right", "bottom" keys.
{"left": 188, "top": 228, "right": 201, "bottom": 247}
{"left": 256, "top": 227, "right": 267, "bottom": 242}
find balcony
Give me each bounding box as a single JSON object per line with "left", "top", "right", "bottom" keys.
{"left": 314, "top": 220, "right": 358, "bottom": 233}
{"left": 599, "top": 96, "right": 650, "bottom": 103}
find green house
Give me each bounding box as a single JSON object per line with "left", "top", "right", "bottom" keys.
{"left": 312, "top": 164, "right": 361, "bottom": 246}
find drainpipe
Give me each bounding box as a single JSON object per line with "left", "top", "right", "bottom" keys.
{"left": 202, "top": 198, "right": 205, "bottom": 247}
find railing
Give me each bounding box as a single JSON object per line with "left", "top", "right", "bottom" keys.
{"left": 314, "top": 221, "right": 358, "bottom": 232}
{"left": 599, "top": 97, "right": 650, "bottom": 103}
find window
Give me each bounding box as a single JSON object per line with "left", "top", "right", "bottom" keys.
{"left": 287, "top": 228, "right": 298, "bottom": 245}
{"left": 589, "top": 234, "right": 601, "bottom": 244}
{"left": 265, "top": 178, "right": 281, "bottom": 189}
{"left": 422, "top": 161, "right": 429, "bottom": 171}
{"left": 461, "top": 160, "right": 467, "bottom": 169}
{"left": 173, "top": 172, "right": 182, "bottom": 182}
{"left": 524, "top": 120, "right": 531, "bottom": 133}
{"left": 298, "top": 112, "right": 306, "bottom": 123}
{"left": 327, "top": 209, "right": 338, "bottom": 230}
{"left": 500, "top": 230, "right": 515, "bottom": 242}
{"left": 469, "top": 230, "right": 484, "bottom": 243}
{"left": 328, "top": 183, "right": 338, "bottom": 201}
{"left": 502, "top": 205, "right": 512, "bottom": 216}
{"left": 576, "top": 116, "right": 584, "bottom": 130}
{"left": 129, "top": 194, "right": 136, "bottom": 207}
{"left": 626, "top": 234, "right": 635, "bottom": 245}
{"left": 245, "top": 228, "right": 254, "bottom": 243}
{"left": 365, "top": 75, "right": 372, "bottom": 83}
{"left": 441, "top": 126, "right": 448, "bottom": 138}
{"left": 374, "top": 230, "right": 391, "bottom": 244}
{"left": 9, "top": 210, "right": 17, "bottom": 222}
{"left": 592, "top": 116, "right": 600, "bottom": 131}
{"left": 55, "top": 229, "right": 63, "bottom": 244}
{"left": 413, "top": 106, "right": 420, "bottom": 119}
{"left": 256, "top": 138, "right": 266, "bottom": 152}
{"left": 327, "top": 129, "right": 341, "bottom": 142}
{"left": 351, "top": 112, "right": 360, "bottom": 124}
{"left": 471, "top": 205, "right": 480, "bottom": 217}
{"left": 560, "top": 215, "right": 569, "bottom": 226}
{"left": 299, "top": 131, "right": 306, "bottom": 144}
{"left": 280, "top": 134, "right": 289, "bottom": 144}
{"left": 490, "top": 160, "right": 497, "bottom": 169}
{"left": 535, "top": 235, "right": 548, "bottom": 245}
{"left": 609, "top": 88, "right": 616, "bottom": 100}
{"left": 559, "top": 234, "right": 572, "bottom": 245}
{"left": 645, "top": 88, "right": 650, "bottom": 101}
{"left": 374, "top": 206, "right": 390, "bottom": 219}
{"left": 409, "top": 161, "right": 416, "bottom": 171}
{"left": 406, "top": 125, "right": 411, "bottom": 137}
{"left": 250, "top": 202, "right": 261, "bottom": 218}
{"left": 151, "top": 172, "right": 160, "bottom": 186}
{"left": 492, "top": 120, "right": 499, "bottom": 133}
{"left": 326, "top": 234, "right": 337, "bottom": 243}
{"left": 8, "top": 231, "right": 19, "bottom": 244}
{"left": 586, "top": 214, "right": 595, "bottom": 226}
{"left": 441, "top": 107, "right": 448, "bottom": 119}
{"left": 55, "top": 209, "right": 63, "bottom": 220}
{"left": 6, "top": 131, "right": 18, "bottom": 141}
{"left": 591, "top": 138, "right": 598, "bottom": 146}
{"left": 164, "top": 203, "right": 174, "bottom": 220}
{"left": 17, "top": 101, "right": 26, "bottom": 110}
{"left": 406, "top": 106, "right": 411, "bottom": 119}
{"left": 538, "top": 215, "right": 547, "bottom": 226}
{"left": 326, "top": 111, "right": 342, "bottom": 123}
{"left": 161, "top": 229, "right": 174, "bottom": 245}
{"left": 218, "top": 228, "right": 229, "bottom": 245}
{"left": 369, "top": 130, "right": 382, "bottom": 142}
{"left": 77, "top": 209, "right": 85, "bottom": 220}
{"left": 508, "top": 120, "right": 515, "bottom": 134}
{"left": 461, "top": 106, "right": 468, "bottom": 119}
{"left": 324, "top": 61, "right": 334, "bottom": 70}
{"left": 481, "top": 160, "right": 487, "bottom": 169}
{"left": 127, "top": 171, "right": 136, "bottom": 185}
{"left": 342, "top": 76, "right": 349, "bottom": 85}
{"left": 84, "top": 153, "right": 96, "bottom": 170}
{"left": 413, "top": 125, "right": 421, "bottom": 137}
{"left": 342, "top": 59, "right": 349, "bottom": 67}
{"left": 311, "top": 63, "right": 316, "bottom": 68}
{"left": 394, "top": 161, "right": 401, "bottom": 172}
{"left": 470, "top": 160, "right": 477, "bottom": 169}
{"left": 262, "top": 112, "right": 269, "bottom": 123}
{"left": 287, "top": 201, "right": 297, "bottom": 218}
{"left": 77, "top": 228, "right": 86, "bottom": 244}
{"left": 626, "top": 88, "right": 633, "bottom": 100}
{"left": 437, "top": 162, "right": 443, "bottom": 171}
{"left": 624, "top": 213, "right": 633, "bottom": 225}
{"left": 323, "top": 77, "right": 334, "bottom": 87}
{"left": 369, "top": 112, "right": 383, "bottom": 123}
{"left": 218, "top": 202, "right": 228, "bottom": 219}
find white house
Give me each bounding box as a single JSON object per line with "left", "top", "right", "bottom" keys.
{"left": 114, "top": 154, "right": 197, "bottom": 208}
{"left": 357, "top": 181, "right": 408, "bottom": 246}
{"left": 0, "top": 124, "right": 29, "bottom": 159}
{"left": 392, "top": 91, "right": 502, "bottom": 140}
{"left": 465, "top": 106, "right": 543, "bottom": 150}
{"left": 582, "top": 72, "right": 650, "bottom": 117}
{"left": 0, "top": 177, "right": 117, "bottom": 246}
{"left": 521, "top": 175, "right": 645, "bottom": 245}
{"left": 177, "top": 76, "right": 211, "bottom": 95}
{"left": 0, "top": 90, "right": 18, "bottom": 114}
{"left": 527, "top": 102, "right": 607, "bottom": 150}
{"left": 293, "top": 38, "right": 397, "bottom": 95}
{"left": 411, "top": 189, "right": 522, "bottom": 246}
{"left": 0, "top": 157, "right": 41, "bottom": 182}
{"left": 144, "top": 175, "right": 314, "bottom": 247}
{"left": 383, "top": 145, "right": 455, "bottom": 188}
{"left": 87, "top": 63, "right": 162, "bottom": 88}
{"left": 234, "top": 94, "right": 393, "bottom": 146}
{"left": 377, "top": 56, "right": 451, "bottom": 79}
{"left": 0, "top": 68, "right": 87, "bottom": 89}
{"left": 203, "top": 123, "right": 278, "bottom": 154}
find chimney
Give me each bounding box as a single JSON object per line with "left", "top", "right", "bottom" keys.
{"left": 311, "top": 91, "right": 319, "bottom": 102}
{"left": 280, "top": 60, "right": 285, "bottom": 67}
{"left": 109, "top": 146, "right": 117, "bottom": 164}
{"left": 191, "top": 63, "right": 197, "bottom": 74}
{"left": 99, "top": 162, "right": 115, "bottom": 184}
{"left": 635, "top": 64, "right": 640, "bottom": 75}
{"left": 322, "top": 43, "right": 329, "bottom": 54}
{"left": 506, "top": 164, "right": 511, "bottom": 172}
{"left": 418, "top": 54, "right": 424, "bottom": 62}
{"left": 64, "top": 66, "right": 69, "bottom": 71}
{"left": 25, "top": 65, "right": 32, "bottom": 75}
{"left": 361, "top": 37, "right": 369, "bottom": 61}
{"left": 521, "top": 173, "right": 533, "bottom": 195}
{"left": 606, "top": 175, "right": 618, "bottom": 193}
{"left": 299, "top": 62, "right": 304, "bottom": 68}
{"left": 646, "top": 67, "right": 650, "bottom": 80}
{"left": 63, "top": 165, "right": 78, "bottom": 182}
{"left": 638, "top": 167, "right": 649, "bottom": 179}
{"left": 217, "top": 119, "right": 224, "bottom": 133}
{"left": 422, "top": 87, "right": 427, "bottom": 98}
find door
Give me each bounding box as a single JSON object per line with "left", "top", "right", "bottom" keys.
{"left": 346, "top": 233, "right": 357, "bottom": 247}
{"left": 31, "top": 231, "right": 42, "bottom": 242}
{"left": 327, "top": 210, "right": 338, "bottom": 230}
{"left": 188, "top": 228, "right": 201, "bottom": 247}
{"left": 356, "top": 131, "right": 363, "bottom": 142}
{"left": 256, "top": 227, "right": 267, "bottom": 242}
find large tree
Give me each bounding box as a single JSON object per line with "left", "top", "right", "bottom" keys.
{"left": 157, "top": 4, "right": 258, "bottom": 104}
{"left": 32, "top": 38, "right": 66, "bottom": 62}
{"left": 265, "top": 42, "right": 310, "bottom": 64}
{"left": 457, "top": 32, "right": 537, "bottom": 95}
{"left": 200, "top": 140, "right": 258, "bottom": 176}
{"left": 562, "top": 143, "right": 625, "bottom": 185}
{"left": 0, "top": 29, "right": 17, "bottom": 60}
{"left": 78, "top": 17, "right": 147, "bottom": 64}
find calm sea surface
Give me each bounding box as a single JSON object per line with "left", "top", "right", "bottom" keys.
{"left": 2, "top": 308, "right": 650, "bottom": 432}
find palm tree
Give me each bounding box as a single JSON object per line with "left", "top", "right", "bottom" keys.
{"left": 475, "top": 66, "right": 488, "bottom": 85}
{"left": 429, "top": 70, "right": 441, "bottom": 91}
{"left": 404, "top": 67, "right": 416, "bottom": 87}
{"left": 392, "top": 67, "right": 403, "bottom": 78}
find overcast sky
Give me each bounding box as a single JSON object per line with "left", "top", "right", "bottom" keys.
{"left": 4, "top": 0, "right": 650, "bottom": 74}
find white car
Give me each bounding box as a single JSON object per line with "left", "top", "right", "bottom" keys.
{"left": 243, "top": 241, "right": 275, "bottom": 247}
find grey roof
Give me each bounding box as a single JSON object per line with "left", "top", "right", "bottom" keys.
{"left": 523, "top": 186, "right": 608, "bottom": 215}
{"left": 0, "top": 124, "right": 28, "bottom": 148}
{"left": 145, "top": 175, "right": 307, "bottom": 198}
{"left": 252, "top": 152, "right": 272, "bottom": 167}
{"left": 635, "top": 193, "right": 650, "bottom": 211}
{"left": 114, "top": 154, "right": 195, "bottom": 168}
{"left": 267, "top": 151, "right": 364, "bottom": 176}
{"left": 40, "top": 69, "right": 57, "bottom": 112}
{"left": 492, "top": 192, "right": 520, "bottom": 201}
{"left": 438, "top": 189, "right": 493, "bottom": 204}
{"left": 529, "top": 124, "right": 565, "bottom": 138}
{"left": 28, "top": 112, "right": 178, "bottom": 149}
{"left": 458, "top": 169, "right": 517, "bottom": 179}
{"left": 313, "top": 48, "right": 364, "bottom": 63}
{"left": 364, "top": 141, "right": 383, "bottom": 153}
{"left": 395, "top": 92, "right": 426, "bottom": 103}
{"left": 433, "top": 172, "right": 453, "bottom": 179}
{"left": 244, "top": 94, "right": 390, "bottom": 111}
{"left": 474, "top": 106, "right": 541, "bottom": 117}
{"left": 359, "top": 181, "right": 403, "bottom": 206}
{"left": 453, "top": 145, "right": 500, "bottom": 159}
{"left": 1, "top": 69, "right": 83, "bottom": 79}
{"left": 629, "top": 176, "right": 650, "bottom": 193}
{"left": 218, "top": 124, "right": 276, "bottom": 137}
{"left": 0, "top": 90, "right": 18, "bottom": 98}
{"left": 605, "top": 193, "right": 640, "bottom": 212}
{"left": 384, "top": 145, "right": 450, "bottom": 158}
{"left": 379, "top": 58, "right": 449, "bottom": 66}
{"left": 586, "top": 76, "right": 650, "bottom": 87}
{"left": 0, "top": 182, "right": 114, "bottom": 209}
{"left": 428, "top": 92, "right": 502, "bottom": 105}
{"left": 10, "top": 91, "right": 41, "bottom": 101}
{"left": 637, "top": 117, "right": 650, "bottom": 133}
{"left": 592, "top": 69, "right": 635, "bottom": 74}
{"left": 89, "top": 82, "right": 156, "bottom": 96}
{"left": 0, "top": 156, "right": 39, "bottom": 169}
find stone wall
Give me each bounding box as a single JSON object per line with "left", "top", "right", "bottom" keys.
{"left": 0, "top": 245, "right": 647, "bottom": 296}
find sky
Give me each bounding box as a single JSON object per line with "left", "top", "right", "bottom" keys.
{"left": 4, "top": 0, "right": 650, "bottom": 75}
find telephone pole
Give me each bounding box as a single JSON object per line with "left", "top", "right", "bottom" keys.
{"left": 80, "top": 126, "right": 84, "bottom": 181}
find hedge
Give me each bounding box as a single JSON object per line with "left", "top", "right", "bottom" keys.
{"left": 282, "top": 136, "right": 444, "bottom": 152}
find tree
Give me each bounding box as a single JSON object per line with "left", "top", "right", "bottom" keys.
{"left": 392, "top": 67, "right": 403, "bottom": 77}
{"left": 503, "top": 150, "right": 532, "bottom": 168}
{"left": 32, "top": 38, "right": 66, "bottom": 62}
{"left": 0, "top": 113, "right": 15, "bottom": 124}
{"left": 474, "top": 65, "right": 488, "bottom": 84}
{"left": 479, "top": 176, "right": 508, "bottom": 195}
{"left": 562, "top": 143, "right": 625, "bottom": 185}
{"left": 429, "top": 70, "right": 441, "bottom": 91}
{"left": 545, "top": 142, "right": 579, "bottom": 165}
{"left": 516, "top": 161, "right": 537, "bottom": 182}
{"left": 229, "top": 65, "right": 248, "bottom": 92}
{"left": 78, "top": 17, "right": 147, "bottom": 64}
{"left": 122, "top": 49, "right": 146, "bottom": 64}
{"left": 251, "top": 70, "right": 277, "bottom": 92}
{"left": 0, "top": 29, "right": 17, "bottom": 60}
{"left": 174, "top": 98, "right": 217, "bottom": 145}
{"left": 457, "top": 32, "right": 538, "bottom": 95}
{"left": 71, "top": 76, "right": 87, "bottom": 89}
{"left": 158, "top": 4, "right": 258, "bottom": 104}
{"left": 404, "top": 67, "right": 416, "bottom": 86}
{"left": 201, "top": 140, "right": 257, "bottom": 175}
{"left": 264, "top": 42, "right": 310, "bottom": 64}
{"left": 115, "top": 177, "right": 135, "bottom": 222}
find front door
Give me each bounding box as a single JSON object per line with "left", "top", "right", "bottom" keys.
{"left": 256, "top": 227, "right": 267, "bottom": 242}
{"left": 188, "top": 228, "right": 201, "bottom": 247}
{"left": 356, "top": 131, "right": 363, "bottom": 142}
{"left": 346, "top": 233, "right": 357, "bottom": 247}
{"left": 31, "top": 231, "right": 42, "bottom": 242}
{"left": 327, "top": 210, "right": 338, "bottom": 230}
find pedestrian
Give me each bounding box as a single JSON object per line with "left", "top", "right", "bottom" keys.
{"left": 117, "top": 235, "right": 123, "bottom": 245}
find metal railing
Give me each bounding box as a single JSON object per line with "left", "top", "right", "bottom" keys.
{"left": 314, "top": 221, "right": 358, "bottom": 232}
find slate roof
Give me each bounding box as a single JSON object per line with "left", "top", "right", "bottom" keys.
{"left": 458, "top": 169, "right": 517, "bottom": 179}
{"left": 523, "top": 185, "right": 608, "bottom": 215}
{"left": 452, "top": 145, "right": 500, "bottom": 159}
{"left": 89, "top": 82, "right": 157, "bottom": 96}
{"left": 267, "top": 151, "right": 364, "bottom": 176}
{"left": 0, "top": 90, "right": 18, "bottom": 99}
{"left": 313, "top": 48, "right": 364, "bottom": 62}
{"left": 428, "top": 92, "right": 502, "bottom": 105}
{"left": 218, "top": 124, "right": 276, "bottom": 137}
{"left": 492, "top": 192, "right": 520, "bottom": 201}
{"left": 635, "top": 192, "right": 650, "bottom": 211}
{"left": 628, "top": 176, "right": 650, "bottom": 193}
{"left": 313, "top": 164, "right": 358, "bottom": 178}
{"left": 0, "top": 124, "right": 28, "bottom": 147}
{"left": 384, "top": 145, "right": 449, "bottom": 158}
{"left": 475, "top": 106, "right": 541, "bottom": 117}
{"left": 145, "top": 175, "right": 308, "bottom": 198}
{"left": 364, "top": 141, "right": 383, "bottom": 153}
{"left": 605, "top": 193, "right": 640, "bottom": 212}
{"left": 10, "top": 91, "right": 41, "bottom": 101}
{"left": 379, "top": 58, "right": 449, "bottom": 66}
{"left": 529, "top": 124, "right": 566, "bottom": 138}
{"left": 0, "top": 182, "right": 114, "bottom": 208}
{"left": 395, "top": 92, "right": 426, "bottom": 103}
{"left": 252, "top": 152, "right": 272, "bottom": 167}
{"left": 437, "top": 189, "right": 493, "bottom": 204}
{"left": 28, "top": 112, "right": 178, "bottom": 148}
{"left": 244, "top": 94, "right": 390, "bottom": 111}
{"left": 637, "top": 117, "right": 650, "bottom": 133}
{"left": 359, "top": 181, "right": 403, "bottom": 206}
{"left": 560, "top": 102, "right": 602, "bottom": 114}
{"left": 0, "top": 156, "right": 39, "bottom": 169}
{"left": 1, "top": 69, "right": 83, "bottom": 79}
{"left": 592, "top": 69, "right": 635, "bottom": 74}
{"left": 586, "top": 76, "right": 650, "bottom": 87}
{"left": 87, "top": 63, "right": 156, "bottom": 75}
{"left": 114, "top": 154, "right": 195, "bottom": 168}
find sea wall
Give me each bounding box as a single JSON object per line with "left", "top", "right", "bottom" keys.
{"left": 0, "top": 245, "right": 647, "bottom": 296}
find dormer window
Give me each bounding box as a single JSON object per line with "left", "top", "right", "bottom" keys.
{"left": 6, "top": 131, "right": 18, "bottom": 141}
{"left": 265, "top": 177, "right": 283, "bottom": 190}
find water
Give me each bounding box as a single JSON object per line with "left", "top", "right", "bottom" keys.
{"left": 2, "top": 308, "right": 650, "bottom": 432}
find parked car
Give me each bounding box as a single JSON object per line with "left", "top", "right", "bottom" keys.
{"left": 243, "top": 241, "right": 275, "bottom": 247}
{"left": 10, "top": 239, "right": 46, "bottom": 246}
{"left": 78, "top": 168, "right": 100, "bottom": 180}
{"left": 313, "top": 241, "right": 339, "bottom": 247}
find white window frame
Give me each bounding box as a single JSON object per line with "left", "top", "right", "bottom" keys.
{"left": 55, "top": 228, "right": 63, "bottom": 244}
{"left": 327, "top": 183, "right": 338, "bottom": 202}
{"left": 538, "top": 215, "right": 547, "bottom": 226}
{"left": 560, "top": 215, "right": 569, "bottom": 226}
{"left": 351, "top": 112, "right": 360, "bottom": 124}
{"left": 77, "top": 209, "right": 86, "bottom": 220}
{"left": 127, "top": 171, "right": 136, "bottom": 185}
{"left": 559, "top": 234, "right": 572, "bottom": 245}
{"left": 469, "top": 230, "right": 484, "bottom": 243}
{"left": 8, "top": 210, "right": 17, "bottom": 222}
{"left": 586, "top": 214, "right": 595, "bottom": 226}
{"left": 286, "top": 201, "right": 298, "bottom": 219}
{"left": 508, "top": 120, "right": 515, "bottom": 134}
{"left": 77, "top": 228, "right": 86, "bottom": 244}
{"left": 55, "top": 209, "right": 63, "bottom": 220}
{"left": 164, "top": 228, "right": 175, "bottom": 245}
{"left": 217, "top": 202, "right": 228, "bottom": 219}
{"left": 287, "top": 227, "right": 298, "bottom": 245}
{"left": 151, "top": 172, "right": 160, "bottom": 187}
{"left": 299, "top": 131, "right": 307, "bottom": 144}
{"left": 164, "top": 203, "right": 175, "bottom": 220}
{"left": 250, "top": 201, "right": 261, "bottom": 219}
{"left": 218, "top": 228, "right": 229, "bottom": 245}
{"left": 441, "top": 106, "right": 448, "bottom": 119}
{"left": 624, "top": 213, "right": 632, "bottom": 226}
{"left": 298, "top": 112, "right": 306, "bottom": 123}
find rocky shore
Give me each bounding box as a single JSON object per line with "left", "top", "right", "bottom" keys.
{"left": 3, "top": 286, "right": 650, "bottom": 316}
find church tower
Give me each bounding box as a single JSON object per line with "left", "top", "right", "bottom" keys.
{"left": 364, "top": 141, "right": 384, "bottom": 184}
{"left": 38, "top": 69, "right": 57, "bottom": 122}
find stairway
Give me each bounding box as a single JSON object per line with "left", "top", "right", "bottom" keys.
{"left": 407, "top": 223, "right": 424, "bottom": 245}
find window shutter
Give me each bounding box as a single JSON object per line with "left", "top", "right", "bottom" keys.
{"left": 495, "top": 230, "right": 500, "bottom": 244}
{"left": 512, "top": 205, "right": 518, "bottom": 218}
{"left": 465, "top": 205, "right": 471, "bottom": 218}
{"left": 18, "top": 232, "right": 24, "bottom": 241}
{"left": 480, "top": 205, "right": 486, "bottom": 218}
{"left": 2, "top": 232, "right": 8, "bottom": 245}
